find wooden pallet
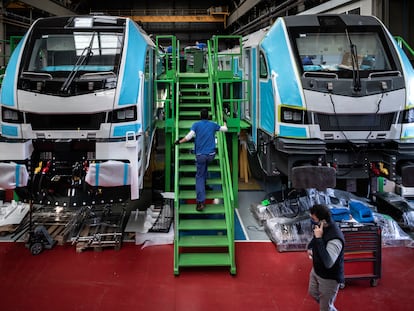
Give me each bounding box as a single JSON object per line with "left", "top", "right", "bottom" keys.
{"left": 0, "top": 224, "right": 18, "bottom": 236}
{"left": 45, "top": 223, "right": 72, "bottom": 245}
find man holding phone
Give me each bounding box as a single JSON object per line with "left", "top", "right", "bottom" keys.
{"left": 307, "top": 204, "right": 344, "bottom": 311}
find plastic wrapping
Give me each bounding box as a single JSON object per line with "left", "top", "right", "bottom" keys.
{"left": 250, "top": 190, "right": 313, "bottom": 224}
{"left": 373, "top": 212, "right": 414, "bottom": 248}
{"left": 135, "top": 224, "right": 174, "bottom": 249}
{"left": 375, "top": 192, "right": 414, "bottom": 230}
{"left": 85, "top": 160, "right": 131, "bottom": 187}
{"left": 0, "top": 200, "right": 30, "bottom": 225}
{"left": 0, "top": 162, "right": 29, "bottom": 189}
{"left": 264, "top": 212, "right": 313, "bottom": 252}
{"left": 260, "top": 187, "right": 413, "bottom": 251}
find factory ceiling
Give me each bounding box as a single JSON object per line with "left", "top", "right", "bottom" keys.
{"left": 1, "top": 0, "right": 321, "bottom": 46}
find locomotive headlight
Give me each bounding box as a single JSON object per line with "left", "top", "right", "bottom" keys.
{"left": 281, "top": 106, "right": 306, "bottom": 124}
{"left": 293, "top": 111, "right": 302, "bottom": 121}
{"left": 2, "top": 107, "right": 24, "bottom": 123}
{"left": 283, "top": 110, "right": 293, "bottom": 121}
{"left": 111, "top": 106, "right": 137, "bottom": 123}
{"left": 403, "top": 107, "right": 414, "bottom": 123}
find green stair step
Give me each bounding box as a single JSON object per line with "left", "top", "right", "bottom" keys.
{"left": 178, "top": 253, "right": 231, "bottom": 267}
{"left": 179, "top": 82, "right": 209, "bottom": 85}
{"left": 178, "top": 72, "right": 209, "bottom": 78}
{"left": 178, "top": 120, "right": 197, "bottom": 128}
{"left": 175, "top": 141, "right": 194, "bottom": 148}
{"left": 179, "top": 88, "right": 209, "bottom": 93}
{"left": 179, "top": 102, "right": 210, "bottom": 108}
{"left": 179, "top": 177, "right": 222, "bottom": 185}
{"left": 179, "top": 165, "right": 221, "bottom": 172}
{"left": 179, "top": 80, "right": 209, "bottom": 85}
{"left": 179, "top": 101, "right": 210, "bottom": 106}
{"left": 179, "top": 235, "right": 229, "bottom": 247}
{"left": 179, "top": 218, "right": 227, "bottom": 230}
{"left": 178, "top": 154, "right": 221, "bottom": 163}
{"left": 180, "top": 95, "right": 211, "bottom": 100}
{"left": 179, "top": 111, "right": 204, "bottom": 117}
{"left": 179, "top": 203, "right": 224, "bottom": 214}
{"left": 179, "top": 189, "right": 224, "bottom": 199}
{"left": 177, "top": 154, "right": 195, "bottom": 161}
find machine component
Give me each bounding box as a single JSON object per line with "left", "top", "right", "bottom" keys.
{"left": 71, "top": 205, "right": 126, "bottom": 252}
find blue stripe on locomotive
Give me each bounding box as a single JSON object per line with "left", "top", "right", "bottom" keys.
{"left": 279, "top": 125, "right": 307, "bottom": 137}
{"left": 259, "top": 79, "right": 274, "bottom": 134}
{"left": 261, "top": 18, "right": 303, "bottom": 109}
{"left": 400, "top": 47, "right": 414, "bottom": 138}
{"left": 113, "top": 123, "right": 141, "bottom": 137}
{"left": 395, "top": 39, "right": 414, "bottom": 108}
{"left": 118, "top": 20, "right": 147, "bottom": 106}
{"left": 1, "top": 36, "right": 25, "bottom": 108}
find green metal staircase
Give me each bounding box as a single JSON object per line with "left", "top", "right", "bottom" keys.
{"left": 174, "top": 37, "right": 236, "bottom": 275}
{"left": 155, "top": 35, "right": 247, "bottom": 275}
{"left": 173, "top": 59, "right": 236, "bottom": 275}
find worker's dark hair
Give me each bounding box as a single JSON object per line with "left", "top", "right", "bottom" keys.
{"left": 309, "top": 204, "right": 332, "bottom": 222}
{"left": 200, "top": 108, "right": 209, "bottom": 120}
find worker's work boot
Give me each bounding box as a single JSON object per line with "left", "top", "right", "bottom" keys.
{"left": 196, "top": 202, "right": 205, "bottom": 212}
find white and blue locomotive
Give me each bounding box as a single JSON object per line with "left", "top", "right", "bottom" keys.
{"left": 239, "top": 14, "right": 414, "bottom": 192}
{"left": 0, "top": 15, "right": 160, "bottom": 205}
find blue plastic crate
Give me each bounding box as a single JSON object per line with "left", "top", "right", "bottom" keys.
{"left": 349, "top": 201, "right": 374, "bottom": 223}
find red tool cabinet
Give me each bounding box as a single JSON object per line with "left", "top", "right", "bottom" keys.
{"left": 339, "top": 223, "right": 382, "bottom": 287}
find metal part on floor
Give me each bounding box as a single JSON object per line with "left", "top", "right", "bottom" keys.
{"left": 70, "top": 205, "right": 126, "bottom": 252}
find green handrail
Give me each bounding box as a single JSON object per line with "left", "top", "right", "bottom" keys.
{"left": 394, "top": 36, "right": 414, "bottom": 58}
{"left": 207, "top": 39, "right": 236, "bottom": 272}
{"left": 156, "top": 35, "right": 178, "bottom": 79}
{"left": 173, "top": 38, "right": 181, "bottom": 274}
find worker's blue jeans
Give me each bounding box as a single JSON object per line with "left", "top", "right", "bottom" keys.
{"left": 195, "top": 153, "right": 215, "bottom": 203}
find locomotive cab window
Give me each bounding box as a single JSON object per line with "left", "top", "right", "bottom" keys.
{"left": 19, "top": 22, "right": 125, "bottom": 95}
{"left": 290, "top": 27, "right": 397, "bottom": 79}
{"left": 27, "top": 32, "right": 122, "bottom": 73}
{"left": 259, "top": 51, "right": 268, "bottom": 78}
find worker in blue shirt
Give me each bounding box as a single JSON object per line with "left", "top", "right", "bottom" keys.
{"left": 175, "top": 108, "right": 227, "bottom": 211}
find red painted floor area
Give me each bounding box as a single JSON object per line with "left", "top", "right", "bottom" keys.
{"left": 0, "top": 241, "right": 413, "bottom": 311}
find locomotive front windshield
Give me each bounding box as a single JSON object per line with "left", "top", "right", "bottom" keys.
{"left": 26, "top": 32, "right": 122, "bottom": 73}
{"left": 19, "top": 23, "right": 124, "bottom": 95}
{"left": 293, "top": 30, "right": 396, "bottom": 78}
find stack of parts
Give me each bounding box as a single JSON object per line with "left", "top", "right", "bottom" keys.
{"left": 254, "top": 188, "right": 414, "bottom": 252}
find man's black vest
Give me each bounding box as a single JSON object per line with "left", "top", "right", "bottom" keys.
{"left": 311, "top": 222, "right": 345, "bottom": 283}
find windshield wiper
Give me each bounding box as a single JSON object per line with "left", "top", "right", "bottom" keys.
{"left": 345, "top": 29, "right": 361, "bottom": 92}
{"left": 60, "top": 32, "right": 96, "bottom": 93}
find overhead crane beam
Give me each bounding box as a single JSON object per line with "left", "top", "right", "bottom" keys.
{"left": 103, "top": 8, "right": 229, "bottom": 26}
{"left": 129, "top": 15, "right": 226, "bottom": 23}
